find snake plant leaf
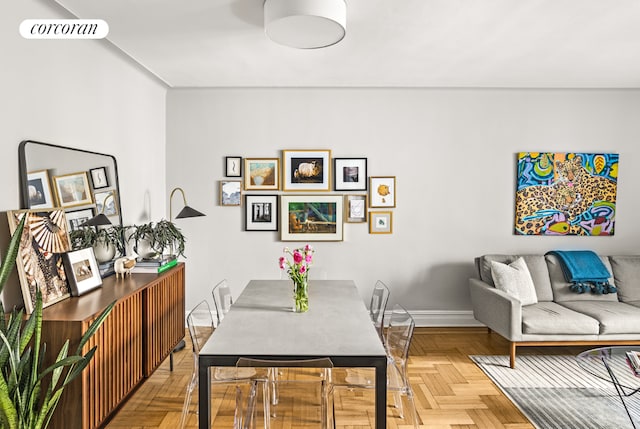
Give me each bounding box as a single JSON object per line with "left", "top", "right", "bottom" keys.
{"left": 76, "top": 301, "right": 115, "bottom": 354}
{"left": 19, "top": 308, "right": 37, "bottom": 356}
{"left": 49, "top": 341, "right": 69, "bottom": 391}
{"left": 0, "top": 310, "right": 23, "bottom": 370}
{"left": 65, "top": 347, "right": 96, "bottom": 384}
{"left": 38, "top": 356, "right": 85, "bottom": 386}
{"left": 0, "top": 216, "right": 25, "bottom": 294}
{"left": 29, "top": 288, "right": 44, "bottom": 388}
{"left": 0, "top": 373, "right": 17, "bottom": 429}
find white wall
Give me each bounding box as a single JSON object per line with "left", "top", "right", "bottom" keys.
{"left": 0, "top": 1, "right": 167, "bottom": 305}
{"left": 167, "top": 88, "right": 640, "bottom": 324}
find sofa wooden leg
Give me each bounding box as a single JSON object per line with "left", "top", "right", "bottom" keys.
{"left": 510, "top": 343, "right": 516, "bottom": 368}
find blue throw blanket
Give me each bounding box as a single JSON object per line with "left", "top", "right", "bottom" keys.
{"left": 546, "top": 250, "right": 617, "bottom": 294}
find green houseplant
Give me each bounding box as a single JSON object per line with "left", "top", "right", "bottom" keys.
{"left": 129, "top": 220, "right": 186, "bottom": 258}
{"left": 0, "top": 216, "right": 115, "bottom": 429}
{"left": 69, "top": 225, "right": 127, "bottom": 263}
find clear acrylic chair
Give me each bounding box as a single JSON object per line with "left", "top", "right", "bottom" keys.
{"left": 211, "top": 279, "right": 233, "bottom": 326}
{"left": 332, "top": 304, "right": 419, "bottom": 428}
{"left": 369, "top": 280, "right": 391, "bottom": 342}
{"left": 234, "top": 357, "right": 336, "bottom": 429}
{"left": 179, "top": 300, "right": 258, "bottom": 428}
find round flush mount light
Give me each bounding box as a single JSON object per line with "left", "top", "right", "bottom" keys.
{"left": 264, "top": 0, "right": 346, "bottom": 49}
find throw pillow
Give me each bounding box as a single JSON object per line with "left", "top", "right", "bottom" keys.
{"left": 490, "top": 257, "right": 538, "bottom": 306}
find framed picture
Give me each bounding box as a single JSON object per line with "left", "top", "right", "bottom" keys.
{"left": 94, "top": 190, "right": 119, "bottom": 216}
{"left": 244, "top": 158, "right": 280, "bottom": 190}
{"left": 52, "top": 171, "right": 93, "bottom": 208}
{"left": 7, "top": 209, "right": 71, "bottom": 314}
{"left": 515, "top": 152, "right": 618, "bottom": 236}
{"left": 282, "top": 150, "right": 331, "bottom": 191}
{"left": 225, "top": 156, "right": 242, "bottom": 177}
{"left": 369, "top": 211, "right": 393, "bottom": 234}
{"left": 345, "top": 194, "right": 367, "bottom": 223}
{"left": 26, "top": 170, "right": 54, "bottom": 209}
{"left": 245, "top": 195, "right": 278, "bottom": 231}
{"left": 66, "top": 208, "right": 95, "bottom": 231}
{"left": 220, "top": 180, "right": 242, "bottom": 206}
{"left": 89, "top": 166, "right": 109, "bottom": 189}
{"left": 369, "top": 176, "right": 396, "bottom": 208}
{"left": 280, "top": 195, "right": 343, "bottom": 241}
{"left": 62, "top": 247, "right": 102, "bottom": 296}
{"left": 334, "top": 158, "right": 367, "bottom": 191}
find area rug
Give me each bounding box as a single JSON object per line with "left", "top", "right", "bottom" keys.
{"left": 471, "top": 354, "right": 640, "bottom": 429}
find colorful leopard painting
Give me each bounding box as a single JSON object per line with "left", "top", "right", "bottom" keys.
{"left": 514, "top": 152, "right": 618, "bottom": 236}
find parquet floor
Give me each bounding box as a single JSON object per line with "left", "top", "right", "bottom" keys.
{"left": 104, "top": 328, "right": 589, "bottom": 428}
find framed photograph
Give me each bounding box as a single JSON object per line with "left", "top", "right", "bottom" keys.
{"left": 225, "top": 156, "right": 242, "bottom": 177}
{"left": 280, "top": 195, "right": 343, "bottom": 241}
{"left": 94, "top": 189, "right": 119, "bottom": 216}
{"left": 220, "top": 180, "right": 242, "bottom": 206}
{"left": 245, "top": 195, "right": 278, "bottom": 231}
{"left": 369, "top": 211, "right": 393, "bottom": 234}
{"left": 244, "top": 158, "right": 280, "bottom": 190}
{"left": 62, "top": 247, "right": 102, "bottom": 296}
{"left": 345, "top": 194, "right": 367, "bottom": 223}
{"left": 66, "top": 208, "right": 95, "bottom": 231}
{"left": 89, "top": 166, "right": 109, "bottom": 189}
{"left": 369, "top": 176, "right": 396, "bottom": 208}
{"left": 7, "top": 209, "right": 72, "bottom": 314}
{"left": 282, "top": 150, "right": 331, "bottom": 191}
{"left": 27, "top": 170, "right": 54, "bottom": 209}
{"left": 334, "top": 158, "right": 367, "bottom": 191}
{"left": 52, "top": 171, "right": 93, "bottom": 208}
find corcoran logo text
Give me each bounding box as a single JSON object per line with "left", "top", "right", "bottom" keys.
{"left": 20, "top": 19, "right": 109, "bottom": 39}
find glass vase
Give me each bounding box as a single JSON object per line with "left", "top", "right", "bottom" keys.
{"left": 293, "top": 277, "right": 309, "bottom": 313}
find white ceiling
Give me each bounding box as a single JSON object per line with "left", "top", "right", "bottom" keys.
{"left": 55, "top": 0, "right": 640, "bottom": 88}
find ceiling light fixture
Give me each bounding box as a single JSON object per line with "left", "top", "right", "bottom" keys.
{"left": 264, "top": 0, "right": 346, "bottom": 49}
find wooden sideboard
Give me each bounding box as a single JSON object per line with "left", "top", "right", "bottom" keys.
{"left": 40, "top": 263, "right": 185, "bottom": 429}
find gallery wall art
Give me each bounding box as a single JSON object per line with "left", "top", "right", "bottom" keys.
{"left": 280, "top": 195, "right": 343, "bottom": 241}
{"left": 514, "top": 152, "right": 618, "bottom": 236}
{"left": 7, "top": 209, "right": 72, "bottom": 313}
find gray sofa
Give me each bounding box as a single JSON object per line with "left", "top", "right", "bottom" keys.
{"left": 469, "top": 254, "right": 640, "bottom": 368}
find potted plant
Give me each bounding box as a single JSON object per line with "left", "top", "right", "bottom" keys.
{"left": 0, "top": 216, "right": 115, "bottom": 429}
{"left": 69, "top": 225, "right": 127, "bottom": 263}
{"left": 129, "top": 220, "right": 186, "bottom": 259}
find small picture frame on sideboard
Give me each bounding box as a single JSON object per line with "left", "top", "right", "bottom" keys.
{"left": 62, "top": 247, "right": 102, "bottom": 296}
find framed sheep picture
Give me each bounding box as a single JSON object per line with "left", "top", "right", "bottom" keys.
{"left": 282, "top": 149, "right": 331, "bottom": 191}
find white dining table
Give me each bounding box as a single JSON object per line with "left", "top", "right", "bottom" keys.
{"left": 198, "top": 279, "right": 388, "bottom": 428}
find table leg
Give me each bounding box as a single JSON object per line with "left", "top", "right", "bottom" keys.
{"left": 603, "top": 357, "right": 637, "bottom": 429}
{"left": 375, "top": 358, "right": 387, "bottom": 429}
{"left": 198, "top": 364, "right": 211, "bottom": 429}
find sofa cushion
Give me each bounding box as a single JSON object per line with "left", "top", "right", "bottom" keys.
{"left": 609, "top": 255, "right": 640, "bottom": 303}
{"left": 522, "top": 302, "right": 600, "bottom": 335}
{"left": 546, "top": 253, "right": 618, "bottom": 302}
{"left": 559, "top": 301, "right": 640, "bottom": 334}
{"left": 625, "top": 300, "right": 640, "bottom": 309}
{"left": 490, "top": 258, "right": 538, "bottom": 305}
{"left": 477, "top": 255, "right": 553, "bottom": 301}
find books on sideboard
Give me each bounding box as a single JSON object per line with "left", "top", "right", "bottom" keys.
{"left": 99, "top": 260, "right": 115, "bottom": 278}
{"left": 131, "top": 256, "right": 178, "bottom": 274}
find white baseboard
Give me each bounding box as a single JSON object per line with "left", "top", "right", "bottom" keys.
{"left": 405, "top": 310, "right": 485, "bottom": 327}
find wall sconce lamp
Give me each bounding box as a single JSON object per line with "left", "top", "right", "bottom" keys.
{"left": 169, "top": 187, "right": 206, "bottom": 221}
